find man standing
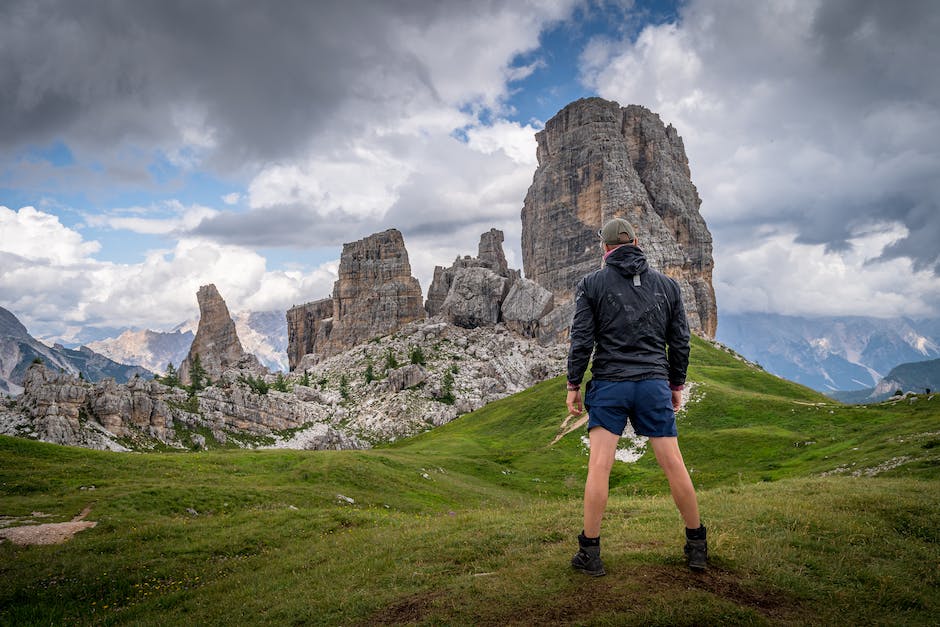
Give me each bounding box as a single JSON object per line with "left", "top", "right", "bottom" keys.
{"left": 566, "top": 218, "right": 706, "bottom": 575}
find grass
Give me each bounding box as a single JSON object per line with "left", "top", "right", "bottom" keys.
{"left": 1, "top": 336, "right": 938, "bottom": 625}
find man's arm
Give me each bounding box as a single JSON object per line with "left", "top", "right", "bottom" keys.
{"left": 665, "top": 280, "right": 691, "bottom": 390}
{"left": 566, "top": 279, "right": 595, "bottom": 415}
{"left": 567, "top": 279, "right": 595, "bottom": 388}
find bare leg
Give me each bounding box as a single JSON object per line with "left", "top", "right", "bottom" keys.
{"left": 649, "top": 436, "right": 700, "bottom": 528}
{"left": 583, "top": 426, "right": 620, "bottom": 537}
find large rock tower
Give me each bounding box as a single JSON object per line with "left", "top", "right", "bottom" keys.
{"left": 521, "top": 97, "right": 717, "bottom": 338}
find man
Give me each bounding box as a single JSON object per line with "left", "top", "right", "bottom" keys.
{"left": 566, "top": 217, "right": 706, "bottom": 575}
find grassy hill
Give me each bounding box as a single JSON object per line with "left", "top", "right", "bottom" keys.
{"left": 1, "top": 336, "right": 938, "bottom": 625}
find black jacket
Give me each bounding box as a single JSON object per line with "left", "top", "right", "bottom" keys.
{"left": 567, "top": 245, "right": 690, "bottom": 387}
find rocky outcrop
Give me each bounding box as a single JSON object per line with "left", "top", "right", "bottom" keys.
{"left": 12, "top": 364, "right": 187, "bottom": 451}
{"left": 521, "top": 97, "right": 717, "bottom": 338}
{"left": 287, "top": 230, "right": 425, "bottom": 368}
{"left": 425, "top": 229, "right": 529, "bottom": 332}
{"left": 179, "top": 285, "right": 261, "bottom": 385}
{"left": 2, "top": 316, "right": 567, "bottom": 452}
{"left": 4, "top": 361, "right": 364, "bottom": 451}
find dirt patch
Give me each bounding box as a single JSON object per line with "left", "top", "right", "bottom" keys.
{"left": 637, "top": 563, "right": 805, "bottom": 619}
{"left": 361, "top": 590, "right": 446, "bottom": 625}
{"left": 0, "top": 504, "right": 96, "bottom": 546}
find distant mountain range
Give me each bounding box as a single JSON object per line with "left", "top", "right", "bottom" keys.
{"left": 830, "top": 358, "right": 940, "bottom": 404}
{"left": 0, "top": 307, "right": 151, "bottom": 396}
{"left": 85, "top": 310, "right": 288, "bottom": 375}
{"left": 716, "top": 313, "right": 940, "bottom": 392}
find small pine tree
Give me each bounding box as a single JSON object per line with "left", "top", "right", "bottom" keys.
{"left": 272, "top": 373, "right": 290, "bottom": 392}
{"left": 78, "top": 372, "right": 84, "bottom": 381}
{"left": 31, "top": 356, "right": 43, "bottom": 365}
{"left": 364, "top": 356, "right": 375, "bottom": 383}
{"left": 161, "top": 363, "right": 181, "bottom": 388}
{"left": 409, "top": 345, "right": 426, "bottom": 366}
{"left": 438, "top": 368, "right": 455, "bottom": 404}
{"left": 298, "top": 371, "right": 311, "bottom": 387}
{"left": 189, "top": 354, "right": 209, "bottom": 393}
{"left": 384, "top": 348, "right": 399, "bottom": 372}
{"left": 339, "top": 374, "right": 350, "bottom": 400}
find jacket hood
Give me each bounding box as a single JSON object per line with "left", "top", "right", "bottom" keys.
{"left": 604, "top": 245, "right": 649, "bottom": 276}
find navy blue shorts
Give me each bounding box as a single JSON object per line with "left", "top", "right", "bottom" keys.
{"left": 584, "top": 379, "right": 677, "bottom": 437}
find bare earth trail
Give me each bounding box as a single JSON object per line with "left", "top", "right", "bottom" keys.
{"left": 0, "top": 503, "right": 96, "bottom": 545}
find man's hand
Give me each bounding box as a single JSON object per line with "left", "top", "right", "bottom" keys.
{"left": 567, "top": 389, "right": 584, "bottom": 415}
{"left": 671, "top": 389, "right": 683, "bottom": 412}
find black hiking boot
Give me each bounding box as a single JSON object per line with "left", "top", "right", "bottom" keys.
{"left": 684, "top": 538, "right": 708, "bottom": 571}
{"left": 571, "top": 545, "right": 606, "bottom": 576}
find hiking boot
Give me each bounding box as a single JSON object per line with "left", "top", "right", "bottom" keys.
{"left": 571, "top": 545, "right": 606, "bottom": 576}
{"left": 684, "top": 538, "right": 708, "bottom": 571}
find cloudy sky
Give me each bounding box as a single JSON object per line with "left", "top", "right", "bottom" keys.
{"left": 1, "top": 0, "right": 939, "bottom": 342}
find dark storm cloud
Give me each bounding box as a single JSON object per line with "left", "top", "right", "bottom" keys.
{"left": 0, "top": 0, "right": 516, "bottom": 167}
{"left": 192, "top": 204, "right": 364, "bottom": 248}
{"left": 803, "top": 0, "right": 940, "bottom": 270}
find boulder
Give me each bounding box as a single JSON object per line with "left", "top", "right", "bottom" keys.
{"left": 440, "top": 267, "right": 509, "bottom": 329}
{"left": 386, "top": 364, "right": 428, "bottom": 392}
{"left": 501, "top": 278, "right": 554, "bottom": 338}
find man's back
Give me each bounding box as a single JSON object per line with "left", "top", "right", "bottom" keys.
{"left": 568, "top": 244, "right": 690, "bottom": 387}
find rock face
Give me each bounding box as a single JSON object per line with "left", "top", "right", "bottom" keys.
{"left": 521, "top": 97, "right": 717, "bottom": 338}
{"left": 286, "top": 298, "right": 334, "bottom": 372}
{"left": 179, "top": 285, "right": 260, "bottom": 385}
{"left": 287, "top": 229, "right": 425, "bottom": 369}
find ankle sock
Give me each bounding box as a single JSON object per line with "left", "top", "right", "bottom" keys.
{"left": 578, "top": 531, "right": 600, "bottom": 547}
{"left": 685, "top": 525, "right": 706, "bottom": 540}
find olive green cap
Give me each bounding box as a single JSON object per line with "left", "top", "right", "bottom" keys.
{"left": 599, "top": 218, "right": 636, "bottom": 245}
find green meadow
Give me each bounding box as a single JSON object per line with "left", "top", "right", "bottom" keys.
{"left": 1, "top": 336, "right": 938, "bottom": 625}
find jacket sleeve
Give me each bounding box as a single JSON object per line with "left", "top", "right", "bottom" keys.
{"left": 665, "top": 280, "right": 691, "bottom": 387}
{"left": 567, "top": 277, "right": 595, "bottom": 385}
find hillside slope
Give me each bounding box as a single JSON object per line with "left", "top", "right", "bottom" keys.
{"left": 1, "top": 336, "right": 937, "bottom": 625}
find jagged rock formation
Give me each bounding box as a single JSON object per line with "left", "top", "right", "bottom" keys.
{"left": 287, "top": 229, "right": 425, "bottom": 369}
{"left": 0, "top": 306, "right": 151, "bottom": 396}
{"left": 521, "top": 97, "right": 718, "bottom": 338}
{"left": 179, "top": 285, "right": 261, "bottom": 385}
{"left": 426, "top": 229, "right": 520, "bottom": 320}
{"left": 425, "top": 230, "right": 563, "bottom": 340}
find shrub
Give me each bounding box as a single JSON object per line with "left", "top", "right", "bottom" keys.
{"left": 364, "top": 356, "right": 375, "bottom": 384}
{"left": 340, "top": 374, "right": 350, "bottom": 400}
{"left": 239, "top": 374, "right": 269, "bottom": 395}
{"left": 437, "top": 368, "right": 455, "bottom": 405}
{"left": 409, "top": 345, "right": 426, "bottom": 365}
{"left": 272, "top": 373, "right": 290, "bottom": 392}
{"left": 384, "top": 348, "right": 399, "bottom": 372}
